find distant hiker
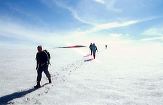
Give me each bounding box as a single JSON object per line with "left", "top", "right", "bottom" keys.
{"left": 34, "top": 45, "right": 51, "bottom": 88}
{"left": 105, "top": 45, "right": 107, "bottom": 49}
{"left": 89, "top": 43, "right": 93, "bottom": 55}
{"left": 92, "top": 43, "right": 98, "bottom": 59}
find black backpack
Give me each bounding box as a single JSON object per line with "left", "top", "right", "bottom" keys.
{"left": 44, "top": 50, "right": 51, "bottom": 64}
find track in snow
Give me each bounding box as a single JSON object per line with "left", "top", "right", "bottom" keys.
{"left": 4, "top": 58, "right": 86, "bottom": 105}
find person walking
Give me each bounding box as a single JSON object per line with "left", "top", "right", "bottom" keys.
{"left": 34, "top": 45, "right": 51, "bottom": 88}
{"left": 105, "top": 45, "right": 107, "bottom": 49}
{"left": 92, "top": 43, "right": 98, "bottom": 59}
{"left": 89, "top": 43, "right": 93, "bottom": 55}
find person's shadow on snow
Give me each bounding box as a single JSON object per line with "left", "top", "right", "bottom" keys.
{"left": 0, "top": 88, "right": 36, "bottom": 105}
{"left": 0, "top": 83, "right": 49, "bottom": 105}
{"left": 84, "top": 58, "right": 94, "bottom": 62}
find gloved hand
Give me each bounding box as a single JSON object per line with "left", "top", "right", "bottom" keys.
{"left": 36, "top": 65, "right": 38, "bottom": 70}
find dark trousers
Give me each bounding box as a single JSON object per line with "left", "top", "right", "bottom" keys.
{"left": 93, "top": 51, "right": 96, "bottom": 59}
{"left": 90, "top": 50, "right": 93, "bottom": 55}
{"left": 37, "top": 65, "right": 51, "bottom": 83}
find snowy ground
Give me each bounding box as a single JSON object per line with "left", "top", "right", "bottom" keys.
{"left": 0, "top": 42, "right": 163, "bottom": 105}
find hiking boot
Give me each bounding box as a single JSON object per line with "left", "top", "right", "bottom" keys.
{"left": 34, "top": 82, "right": 41, "bottom": 89}
{"left": 34, "top": 84, "right": 41, "bottom": 89}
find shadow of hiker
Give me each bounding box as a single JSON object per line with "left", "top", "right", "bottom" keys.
{"left": 0, "top": 88, "right": 36, "bottom": 105}
{"left": 84, "top": 58, "right": 94, "bottom": 62}
{"left": 0, "top": 83, "right": 49, "bottom": 105}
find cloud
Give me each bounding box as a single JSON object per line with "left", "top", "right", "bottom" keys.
{"left": 94, "top": 0, "right": 105, "bottom": 4}
{"left": 141, "top": 36, "right": 163, "bottom": 41}
{"left": 73, "top": 20, "right": 140, "bottom": 36}
{"left": 41, "top": 0, "right": 95, "bottom": 25}
{"left": 0, "top": 15, "right": 139, "bottom": 47}
{"left": 105, "top": 0, "right": 122, "bottom": 12}
{"left": 142, "top": 27, "right": 163, "bottom": 36}
{"left": 60, "top": 4, "right": 95, "bottom": 25}
{"left": 68, "top": 17, "right": 159, "bottom": 43}
{"left": 49, "top": 0, "right": 122, "bottom": 25}
{"left": 46, "top": 0, "right": 148, "bottom": 35}
{"left": 94, "top": 20, "right": 138, "bottom": 31}
{"left": 0, "top": 18, "right": 68, "bottom": 46}
{"left": 95, "top": 0, "right": 122, "bottom": 12}
{"left": 42, "top": 0, "right": 158, "bottom": 28}
{"left": 140, "top": 26, "right": 163, "bottom": 42}
{"left": 1, "top": 0, "right": 162, "bottom": 47}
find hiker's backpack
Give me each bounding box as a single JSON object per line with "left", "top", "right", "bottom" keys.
{"left": 44, "top": 50, "right": 51, "bottom": 64}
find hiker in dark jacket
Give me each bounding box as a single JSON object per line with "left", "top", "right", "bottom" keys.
{"left": 92, "top": 43, "right": 98, "bottom": 59}
{"left": 89, "top": 43, "right": 93, "bottom": 55}
{"left": 105, "top": 45, "right": 107, "bottom": 49}
{"left": 34, "top": 45, "right": 51, "bottom": 88}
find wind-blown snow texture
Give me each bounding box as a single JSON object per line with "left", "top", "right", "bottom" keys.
{"left": 0, "top": 43, "right": 163, "bottom": 105}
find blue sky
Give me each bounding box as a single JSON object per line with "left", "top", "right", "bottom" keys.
{"left": 0, "top": 0, "right": 163, "bottom": 46}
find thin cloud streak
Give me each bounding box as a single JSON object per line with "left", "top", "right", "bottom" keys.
{"left": 94, "top": 0, "right": 122, "bottom": 12}
{"left": 0, "top": 19, "right": 64, "bottom": 46}
{"left": 55, "top": 1, "right": 94, "bottom": 25}
{"left": 73, "top": 20, "right": 140, "bottom": 35}
{"left": 94, "top": 0, "right": 105, "bottom": 4}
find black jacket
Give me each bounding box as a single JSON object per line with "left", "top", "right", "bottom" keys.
{"left": 36, "top": 51, "right": 48, "bottom": 65}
